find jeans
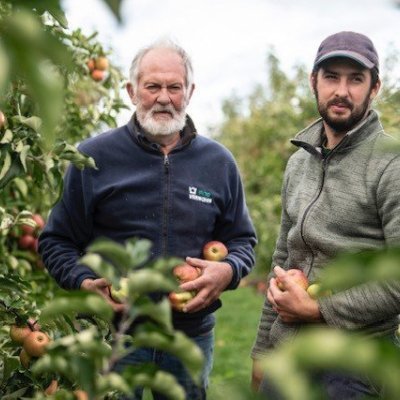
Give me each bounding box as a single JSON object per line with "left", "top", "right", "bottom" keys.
{"left": 259, "top": 371, "right": 380, "bottom": 400}
{"left": 115, "top": 329, "right": 214, "bottom": 400}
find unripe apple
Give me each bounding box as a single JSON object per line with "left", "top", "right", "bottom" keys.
{"left": 109, "top": 277, "right": 129, "bottom": 303}
{"left": 10, "top": 324, "right": 32, "bottom": 344}
{"left": 172, "top": 263, "right": 201, "bottom": 283}
{"left": 276, "top": 268, "right": 308, "bottom": 291}
{"left": 23, "top": 331, "right": 51, "bottom": 357}
{"left": 44, "top": 379, "right": 58, "bottom": 395}
{"left": 19, "top": 348, "right": 31, "bottom": 368}
{"left": 306, "top": 283, "right": 332, "bottom": 299}
{"left": 202, "top": 241, "right": 228, "bottom": 261}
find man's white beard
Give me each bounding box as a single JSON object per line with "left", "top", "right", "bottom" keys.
{"left": 137, "top": 103, "right": 187, "bottom": 136}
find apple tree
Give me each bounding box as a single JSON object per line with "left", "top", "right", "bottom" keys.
{"left": 0, "top": 1, "right": 204, "bottom": 398}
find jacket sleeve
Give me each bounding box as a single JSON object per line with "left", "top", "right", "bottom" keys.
{"left": 251, "top": 172, "right": 291, "bottom": 358}
{"left": 319, "top": 155, "right": 400, "bottom": 330}
{"left": 38, "top": 164, "right": 98, "bottom": 290}
{"left": 215, "top": 160, "right": 257, "bottom": 290}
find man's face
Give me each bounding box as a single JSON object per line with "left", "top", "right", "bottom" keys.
{"left": 127, "top": 48, "right": 194, "bottom": 136}
{"left": 311, "top": 59, "right": 380, "bottom": 134}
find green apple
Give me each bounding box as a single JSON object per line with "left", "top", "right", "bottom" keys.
{"left": 307, "top": 283, "right": 332, "bottom": 299}
{"left": 110, "top": 277, "right": 129, "bottom": 303}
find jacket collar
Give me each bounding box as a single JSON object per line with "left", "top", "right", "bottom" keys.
{"left": 126, "top": 113, "right": 197, "bottom": 152}
{"left": 291, "top": 110, "right": 384, "bottom": 155}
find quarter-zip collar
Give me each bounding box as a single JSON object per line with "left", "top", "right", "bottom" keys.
{"left": 291, "top": 110, "right": 384, "bottom": 157}
{"left": 126, "top": 112, "right": 197, "bottom": 153}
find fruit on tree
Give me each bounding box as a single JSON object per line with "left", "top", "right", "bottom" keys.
{"left": 18, "top": 234, "right": 36, "bottom": 250}
{"left": 95, "top": 56, "right": 109, "bottom": 71}
{"left": 9, "top": 324, "right": 32, "bottom": 344}
{"left": 19, "top": 348, "right": 31, "bottom": 368}
{"left": 276, "top": 268, "right": 309, "bottom": 291}
{"left": 44, "top": 379, "right": 58, "bottom": 395}
{"left": 172, "top": 263, "right": 201, "bottom": 283}
{"left": 109, "top": 277, "right": 129, "bottom": 303}
{"left": 91, "top": 69, "right": 105, "bottom": 82}
{"left": 23, "top": 331, "right": 51, "bottom": 357}
{"left": 74, "top": 390, "right": 89, "bottom": 400}
{"left": 202, "top": 241, "right": 228, "bottom": 261}
{"left": 0, "top": 110, "right": 6, "bottom": 129}
{"left": 86, "top": 58, "right": 95, "bottom": 71}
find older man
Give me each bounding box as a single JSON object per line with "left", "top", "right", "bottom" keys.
{"left": 39, "top": 39, "right": 256, "bottom": 399}
{"left": 252, "top": 31, "right": 400, "bottom": 399}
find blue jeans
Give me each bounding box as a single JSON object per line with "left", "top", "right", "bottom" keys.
{"left": 115, "top": 330, "right": 214, "bottom": 400}
{"left": 259, "top": 371, "right": 380, "bottom": 399}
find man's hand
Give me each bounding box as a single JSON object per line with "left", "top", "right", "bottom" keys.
{"left": 178, "top": 257, "right": 233, "bottom": 313}
{"left": 251, "top": 358, "right": 264, "bottom": 392}
{"left": 80, "top": 278, "right": 126, "bottom": 313}
{"left": 267, "top": 266, "right": 322, "bottom": 323}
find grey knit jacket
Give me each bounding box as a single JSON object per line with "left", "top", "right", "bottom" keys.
{"left": 252, "top": 110, "right": 400, "bottom": 357}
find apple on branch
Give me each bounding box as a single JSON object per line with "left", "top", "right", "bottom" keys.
{"left": 23, "top": 331, "right": 51, "bottom": 358}
{"left": 275, "top": 268, "right": 308, "bottom": 291}
{"left": 202, "top": 240, "right": 228, "bottom": 261}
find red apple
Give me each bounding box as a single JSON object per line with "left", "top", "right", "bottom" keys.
{"left": 44, "top": 379, "right": 58, "bottom": 395}
{"left": 276, "top": 268, "right": 308, "bottom": 291}
{"left": 0, "top": 111, "right": 6, "bottom": 129}
{"left": 202, "top": 241, "right": 228, "bottom": 261}
{"left": 172, "top": 263, "right": 201, "bottom": 283}
{"left": 18, "top": 234, "right": 36, "bottom": 250}
{"left": 23, "top": 331, "right": 51, "bottom": 357}
{"left": 9, "top": 324, "right": 32, "bottom": 344}
{"left": 168, "top": 291, "right": 196, "bottom": 311}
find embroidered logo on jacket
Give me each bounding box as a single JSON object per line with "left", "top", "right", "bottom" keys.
{"left": 188, "top": 186, "right": 212, "bottom": 204}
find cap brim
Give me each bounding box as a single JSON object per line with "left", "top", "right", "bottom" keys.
{"left": 314, "top": 50, "right": 375, "bottom": 69}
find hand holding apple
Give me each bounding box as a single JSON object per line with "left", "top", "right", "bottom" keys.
{"left": 306, "top": 283, "right": 332, "bottom": 299}
{"left": 109, "top": 277, "right": 129, "bottom": 303}
{"left": 275, "top": 268, "right": 308, "bottom": 291}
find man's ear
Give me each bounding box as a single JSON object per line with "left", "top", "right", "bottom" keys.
{"left": 309, "top": 73, "right": 317, "bottom": 95}
{"left": 369, "top": 78, "right": 381, "bottom": 101}
{"left": 126, "top": 82, "right": 137, "bottom": 105}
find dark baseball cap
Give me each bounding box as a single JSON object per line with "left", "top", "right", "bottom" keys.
{"left": 313, "top": 31, "right": 379, "bottom": 72}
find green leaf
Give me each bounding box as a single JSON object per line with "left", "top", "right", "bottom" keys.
{"left": 80, "top": 253, "right": 116, "bottom": 283}
{"left": 102, "top": 0, "right": 123, "bottom": 23}
{"left": 13, "top": 115, "right": 42, "bottom": 132}
{"left": 40, "top": 291, "right": 114, "bottom": 322}
{"left": 127, "top": 269, "right": 176, "bottom": 295}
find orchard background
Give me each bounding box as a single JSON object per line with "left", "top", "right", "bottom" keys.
{"left": 1, "top": 1, "right": 400, "bottom": 399}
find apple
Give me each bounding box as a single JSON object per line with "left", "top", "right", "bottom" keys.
{"left": 19, "top": 348, "right": 31, "bottom": 368}
{"left": 10, "top": 324, "right": 32, "bottom": 344}
{"left": 18, "top": 234, "right": 36, "bottom": 250}
{"left": 202, "top": 241, "right": 228, "bottom": 261}
{"left": 91, "top": 69, "right": 105, "bottom": 82}
{"left": 276, "top": 268, "right": 308, "bottom": 291}
{"left": 74, "top": 390, "right": 89, "bottom": 400}
{"left": 172, "top": 263, "right": 201, "bottom": 283}
{"left": 23, "top": 331, "right": 51, "bottom": 357}
{"left": 86, "top": 58, "right": 95, "bottom": 71}
{"left": 21, "top": 214, "right": 45, "bottom": 236}
{"left": 306, "top": 283, "right": 332, "bottom": 299}
{"left": 109, "top": 277, "right": 129, "bottom": 303}
{"left": 0, "top": 111, "right": 6, "bottom": 129}
{"left": 44, "top": 379, "right": 58, "bottom": 395}
{"left": 95, "top": 56, "right": 109, "bottom": 71}
{"left": 168, "top": 291, "right": 196, "bottom": 311}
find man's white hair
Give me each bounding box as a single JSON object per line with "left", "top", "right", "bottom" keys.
{"left": 129, "top": 37, "right": 194, "bottom": 91}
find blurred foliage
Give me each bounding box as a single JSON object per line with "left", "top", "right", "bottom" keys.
{"left": 217, "top": 51, "right": 400, "bottom": 274}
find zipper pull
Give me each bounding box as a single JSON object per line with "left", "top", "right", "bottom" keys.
{"left": 164, "top": 155, "right": 169, "bottom": 169}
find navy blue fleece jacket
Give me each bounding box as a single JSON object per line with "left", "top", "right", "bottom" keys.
{"left": 39, "top": 115, "right": 257, "bottom": 335}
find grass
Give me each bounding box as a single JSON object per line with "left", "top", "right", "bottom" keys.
{"left": 208, "top": 284, "right": 265, "bottom": 399}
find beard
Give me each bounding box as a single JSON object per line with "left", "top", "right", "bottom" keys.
{"left": 315, "top": 90, "right": 372, "bottom": 134}
{"left": 136, "top": 103, "right": 187, "bottom": 136}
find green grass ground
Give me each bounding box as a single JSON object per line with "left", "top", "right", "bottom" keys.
{"left": 208, "top": 285, "right": 265, "bottom": 399}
